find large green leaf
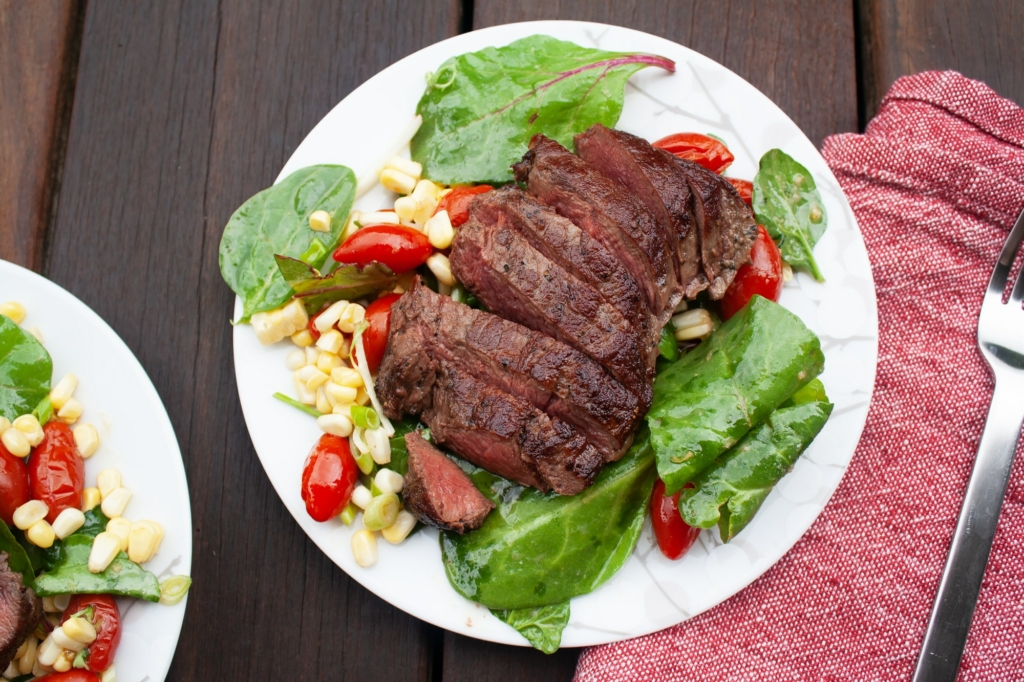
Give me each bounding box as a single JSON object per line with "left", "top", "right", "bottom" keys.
{"left": 412, "top": 35, "right": 674, "bottom": 185}
{"left": 440, "top": 430, "right": 656, "bottom": 611}
{"left": 491, "top": 602, "right": 570, "bottom": 654}
{"left": 648, "top": 296, "right": 824, "bottom": 494}
{"left": 219, "top": 165, "right": 356, "bottom": 321}
{"left": 33, "top": 535, "right": 161, "bottom": 602}
{"left": 0, "top": 519, "right": 35, "bottom": 589}
{"left": 0, "top": 314, "right": 52, "bottom": 421}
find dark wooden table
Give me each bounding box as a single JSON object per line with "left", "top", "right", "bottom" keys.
{"left": 1, "top": 1, "right": 1020, "bottom": 679}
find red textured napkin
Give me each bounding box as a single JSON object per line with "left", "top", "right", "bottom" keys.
{"left": 575, "top": 71, "right": 1024, "bottom": 681}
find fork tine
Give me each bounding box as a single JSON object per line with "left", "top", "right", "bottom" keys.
{"left": 988, "top": 206, "right": 1024, "bottom": 299}
{"left": 1012, "top": 256, "right": 1024, "bottom": 304}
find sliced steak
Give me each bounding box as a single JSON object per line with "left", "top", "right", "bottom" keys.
{"left": 0, "top": 553, "right": 41, "bottom": 671}
{"left": 450, "top": 212, "right": 653, "bottom": 404}
{"left": 574, "top": 124, "right": 707, "bottom": 301}
{"left": 670, "top": 155, "right": 758, "bottom": 299}
{"left": 403, "top": 431, "right": 494, "bottom": 533}
{"left": 425, "top": 365, "right": 605, "bottom": 495}
{"left": 513, "top": 135, "right": 675, "bottom": 313}
{"left": 468, "top": 187, "right": 659, "bottom": 365}
{"left": 378, "top": 279, "right": 640, "bottom": 459}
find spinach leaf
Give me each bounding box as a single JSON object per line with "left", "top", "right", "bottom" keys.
{"left": 440, "top": 429, "right": 656, "bottom": 610}
{"left": 412, "top": 35, "right": 675, "bottom": 185}
{"left": 0, "top": 314, "right": 52, "bottom": 421}
{"left": 658, "top": 324, "right": 680, "bottom": 362}
{"left": 33, "top": 535, "right": 161, "bottom": 602}
{"left": 648, "top": 296, "right": 824, "bottom": 494}
{"left": 753, "top": 149, "right": 827, "bottom": 281}
{"left": 77, "top": 507, "right": 111, "bottom": 538}
{"left": 491, "top": 602, "right": 570, "bottom": 654}
{"left": 387, "top": 419, "right": 422, "bottom": 477}
{"left": 0, "top": 518, "right": 35, "bottom": 589}
{"left": 274, "top": 255, "right": 397, "bottom": 316}
{"left": 219, "top": 165, "right": 357, "bottom": 321}
{"left": 18, "top": 508, "right": 111, "bottom": 574}
{"left": 678, "top": 394, "right": 833, "bottom": 541}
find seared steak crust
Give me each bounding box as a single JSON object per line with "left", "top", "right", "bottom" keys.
{"left": 403, "top": 431, "right": 494, "bottom": 533}
{"left": 0, "top": 553, "right": 41, "bottom": 671}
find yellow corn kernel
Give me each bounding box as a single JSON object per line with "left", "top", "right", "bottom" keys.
{"left": 128, "top": 520, "right": 163, "bottom": 563}
{"left": 1, "top": 427, "right": 30, "bottom": 457}
{"left": 317, "top": 413, "right": 353, "bottom": 438}
{"left": 325, "top": 382, "right": 358, "bottom": 405}
{"left": 426, "top": 253, "right": 456, "bottom": 287}
{"left": 52, "top": 651, "right": 73, "bottom": 672}
{"left": 380, "top": 169, "right": 417, "bottom": 195}
{"left": 73, "top": 423, "right": 100, "bottom": 459}
{"left": 57, "top": 397, "right": 83, "bottom": 424}
{"left": 359, "top": 210, "right": 400, "bottom": 226}
{"left": 101, "top": 487, "right": 132, "bottom": 518}
{"left": 314, "top": 300, "right": 348, "bottom": 333}
{"left": 316, "top": 351, "right": 342, "bottom": 374}
{"left": 97, "top": 469, "right": 121, "bottom": 499}
{"left": 13, "top": 500, "right": 48, "bottom": 530}
{"left": 290, "top": 329, "right": 314, "bottom": 347}
{"left": 88, "top": 533, "right": 121, "bottom": 573}
{"left": 394, "top": 195, "right": 417, "bottom": 223}
{"left": 308, "top": 209, "right": 332, "bottom": 233}
{"left": 351, "top": 529, "right": 377, "bottom": 567}
{"left": 82, "top": 487, "right": 101, "bottom": 511}
{"left": 0, "top": 301, "right": 26, "bottom": 324}
{"left": 62, "top": 617, "right": 97, "bottom": 646}
{"left": 355, "top": 388, "right": 371, "bottom": 406}
{"left": 13, "top": 414, "right": 44, "bottom": 447}
{"left": 315, "top": 387, "right": 332, "bottom": 415}
{"left": 316, "top": 329, "right": 345, "bottom": 355}
{"left": 385, "top": 156, "right": 422, "bottom": 179}
{"left": 382, "top": 510, "right": 417, "bottom": 544}
{"left": 425, "top": 210, "right": 454, "bottom": 249}
{"left": 27, "top": 520, "right": 56, "bottom": 548}
{"left": 17, "top": 635, "right": 37, "bottom": 674}
{"left": 49, "top": 374, "right": 78, "bottom": 409}
{"left": 52, "top": 508, "right": 85, "bottom": 540}
{"left": 106, "top": 517, "right": 131, "bottom": 551}
{"left": 330, "top": 366, "right": 363, "bottom": 389}
{"left": 337, "top": 303, "right": 365, "bottom": 334}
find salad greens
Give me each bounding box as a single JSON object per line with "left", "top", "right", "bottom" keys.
{"left": 411, "top": 35, "right": 675, "bottom": 185}
{"left": 0, "top": 519, "right": 35, "bottom": 589}
{"left": 275, "top": 255, "right": 397, "bottom": 317}
{"left": 648, "top": 296, "right": 824, "bottom": 494}
{"left": 0, "top": 314, "right": 52, "bottom": 421}
{"left": 18, "top": 508, "right": 111, "bottom": 574}
{"left": 753, "top": 149, "right": 828, "bottom": 281}
{"left": 491, "top": 602, "right": 570, "bottom": 654}
{"left": 33, "top": 535, "right": 162, "bottom": 602}
{"left": 219, "top": 165, "right": 356, "bottom": 321}
{"left": 441, "top": 428, "right": 656, "bottom": 611}
{"left": 678, "top": 382, "right": 833, "bottom": 541}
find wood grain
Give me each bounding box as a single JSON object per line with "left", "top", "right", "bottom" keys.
{"left": 42, "top": 1, "right": 460, "bottom": 679}
{"left": 858, "top": 0, "right": 1024, "bottom": 121}
{"left": 0, "top": 0, "right": 81, "bottom": 270}
{"left": 473, "top": 0, "right": 859, "bottom": 148}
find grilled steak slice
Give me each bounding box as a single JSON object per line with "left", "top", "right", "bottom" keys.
{"left": 378, "top": 280, "right": 640, "bottom": 459}
{"left": 670, "top": 155, "right": 758, "bottom": 299}
{"left": 468, "top": 187, "right": 659, "bottom": 365}
{"left": 0, "top": 553, "right": 41, "bottom": 671}
{"left": 451, "top": 213, "right": 653, "bottom": 405}
{"left": 425, "top": 365, "right": 605, "bottom": 495}
{"left": 402, "top": 431, "right": 494, "bottom": 533}
{"left": 574, "top": 124, "right": 707, "bottom": 300}
{"left": 513, "top": 135, "right": 675, "bottom": 313}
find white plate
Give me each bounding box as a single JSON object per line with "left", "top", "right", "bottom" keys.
{"left": 232, "top": 21, "right": 878, "bottom": 647}
{"left": 2, "top": 260, "right": 193, "bottom": 679}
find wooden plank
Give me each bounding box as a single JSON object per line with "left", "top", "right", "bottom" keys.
{"left": 0, "top": 0, "right": 81, "bottom": 270}
{"left": 443, "top": 635, "right": 581, "bottom": 682}
{"left": 858, "top": 0, "right": 1024, "bottom": 121}
{"left": 43, "top": 1, "right": 460, "bottom": 679}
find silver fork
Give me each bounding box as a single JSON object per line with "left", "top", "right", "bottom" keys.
{"left": 913, "top": 207, "right": 1024, "bottom": 681}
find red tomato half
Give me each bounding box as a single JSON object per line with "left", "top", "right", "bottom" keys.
{"left": 29, "top": 422, "right": 85, "bottom": 523}
{"left": 436, "top": 185, "right": 494, "bottom": 227}
{"left": 719, "top": 225, "right": 783, "bottom": 321}
{"left": 651, "top": 479, "right": 700, "bottom": 560}
{"left": 62, "top": 595, "right": 121, "bottom": 673}
{"left": 333, "top": 225, "right": 432, "bottom": 273}
{"left": 726, "top": 177, "right": 753, "bottom": 205}
{"left": 301, "top": 434, "right": 359, "bottom": 522}
{"left": 652, "top": 133, "right": 734, "bottom": 174}
{"left": 35, "top": 672, "right": 101, "bottom": 682}
{"left": 0, "top": 440, "right": 30, "bottom": 526}
{"left": 362, "top": 293, "right": 402, "bottom": 375}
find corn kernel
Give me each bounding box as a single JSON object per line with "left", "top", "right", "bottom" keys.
{"left": 88, "top": 533, "right": 121, "bottom": 573}
{"left": 351, "top": 485, "right": 373, "bottom": 509}
{"left": 325, "top": 382, "right": 358, "bottom": 405}
{"left": 426, "top": 253, "right": 456, "bottom": 287}
{"left": 0, "top": 417, "right": 9, "bottom": 434}
{"left": 27, "top": 520, "right": 56, "bottom": 548}
{"left": 57, "top": 397, "right": 83, "bottom": 425}
{"left": 97, "top": 469, "right": 121, "bottom": 499}
{"left": 358, "top": 210, "right": 400, "bottom": 226}
{"left": 72, "top": 423, "right": 100, "bottom": 459}
{"left": 13, "top": 500, "right": 48, "bottom": 530}
{"left": 305, "top": 345, "right": 321, "bottom": 366}
{"left": 49, "top": 374, "right": 78, "bottom": 409}
{"left": 101, "top": 487, "right": 132, "bottom": 518}
{"left": 351, "top": 529, "right": 377, "bottom": 567}
{"left": 355, "top": 388, "right": 371, "bottom": 406}
{"left": 61, "top": 617, "right": 97, "bottom": 645}
{"left": 285, "top": 349, "right": 306, "bottom": 371}
{"left": 317, "top": 413, "right": 353, "bottom": 438}
{"left": 425, "top": 209, "right": 454, "bottom": 249}
{"left": 17, "top": 635, "right": 37, "bottom": 674}
{"left": 36, "top": 635, "right": 60, "bottom": 667}
{"left": 52, "top": 508, "right": 85, "bottom": 539}
{"left": 53, "top": 594, "right": 70, "bottom": 611}
{"left": 314, "top": 300, "right": 348, "bottom": 333}
{"left": 374, "top": 468, "right": 404, "bottom": 495}
{"left": 128, "top": 520, "right": 162, "bottom": 563}
{"left": 308, "top": 209, "right": 332, "bottom": 233}
{"left": 53, "top": 652, "right": 73, "bottom": 672}
{"left": 385, "top": 156, "right": 422, "bottom": 179}
{"left": 82, "top": 487, "right": 101, "bottom": 511}
{"left": 100, "top": 664, "right": 116, "bottom": 682}
{"left": 394, "top": 195, "right": 417, "bottom": 223}
{"left": 294, "top": 376, "right": 316, "bottom": 406}
{"left": 52, "top": 625, "right": 85, "bottom": 652}
{"left": 13, "top": 414, "right": 44, "bottom": 447}
{"left": 106, "top": 517, "right": 131, "bottom": 551}
{"left": 337, "top": 303, "right": 365, "bottom": 334}
{"left": 0, "top": 301, "right": 26, "bottom": 324}
{"left": 380, "top": 169, "right": 417, "bottom": 195}
{"left": 282, "top": 298, "right": 308, "bottom": 328}
{"left": 1, "top": 427, "right": 30, "bottom": 457}
{"left": 315, "top": 387, "right": 332, "bottom": 414}
{"left": 330, "top": 366, "right": 363, "bottom": 389}
{"left": 366, "top": 427, "right": 392, "bottom": 465}
{"left": 382, "top": 510, "right": 417, "bottom": 544}
{"left": 316, "top": 351, "right": 342, "bottom": 374}
{"left": 290, "top": 329, "right": 314, "bottom": 347}
{"left": 42, "top": 597, "right": 60, "bottom": 613}
{"left": 672, "top": 308, "right": 714, "bottom": 341}
{"left": 316, "top": 329, "right": 345, "bottom": 355}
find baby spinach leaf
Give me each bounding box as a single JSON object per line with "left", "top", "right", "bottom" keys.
{"left": 77, "top": 507, "right": 111, "bottom": 539}
{"left": 274, "top": 255, "right": 397, "bottom": 316}
{"left": 753, "top": 149, "right": 827, "bottom": 281}
{"left": 440, "top": 429, "right": 656, "bottom": 611}
{"left": 412, "top": 35, "right": 675, "bottom": 185}
{"left": 0, "top": 314, "right": 52, "bottom": 421}
{"left": 219, "top": 165, "right": 357, "bottom": 321}
{"left": 491, "top": 602, "right": 570, "bottom": 654}
{"left": 0, "top": 518, "right": 36, "bottom": 589}
{"left": 648, "top": 296, "right": 824, "bottom": 494}
{"left": 386, "top": 419, "right": 423, "bottom": 477}
{"left": 33, "top": 535, "right": 161, "bottom": 602}
{"left": 678, "top": 395, "right": 833, "bottom": 541}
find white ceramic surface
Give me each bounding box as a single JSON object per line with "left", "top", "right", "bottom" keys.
{"left": 232, "top": 21, "right": 878, "bottom": 648}
{"left": 1, "top": 260, "right": 193, "bottom": 679}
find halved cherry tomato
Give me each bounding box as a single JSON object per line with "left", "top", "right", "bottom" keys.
{"left": 333, "top": 225, "right": 432, "bottom": 273}
{"left": 301, "top": 434, "right": 359, "bottom": 522}
{"left": 35, "top": 672, "right": 101, "bottom": 682}
{"left": 726, "top": 177, "right": 753, "bottom": 205}
{"left": 719, "top": 225, "right": 783, "bottom": 321}
{"left": 29, "top": 422, "right": 84, "bottom": 523}
{"left": 652, "top": 133, "right": 734, "bottom": 174}
{"left": 62, "top": 595, "right": 121, "bottom": 673}
{"left": 651, "top": 479, "right": 700, "bottom": 560}
{"left": 0, "top": 440, "right": 30, "bottom": 526}
{"left": 362, "top": 293, "right": 402, "bottom": 375}
{"left": 435, "top": 185, "right": 494, "bottom": 227}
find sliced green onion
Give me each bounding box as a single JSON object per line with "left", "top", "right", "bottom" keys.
{"left": 299, "top": 237, "right": 328, "bottom": 265}
{"left": 353, "top": 447, "right": 375, "bottom": 476}
{"left": 32, "top": 396, "right": 53, "bottom": 425}
{"left": 73, "top": 648, "right": 89, "bottom": 669}
{"left": 339, "top": 502, "right": 359, "bottom": 526}
{"left": 273, "top": 392, "right": 321, "bottom": 418}
{"left": 370, "top": 480, "right": 383, "bottom": 497}
{"left": 159, "top": 575, "right": 193, "bottom": 605}
{"left": 363, "top": 493, "right": 400, "bottom": 531}
{"left": 350, "top": 405, "right": 380, "bottom": 430}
